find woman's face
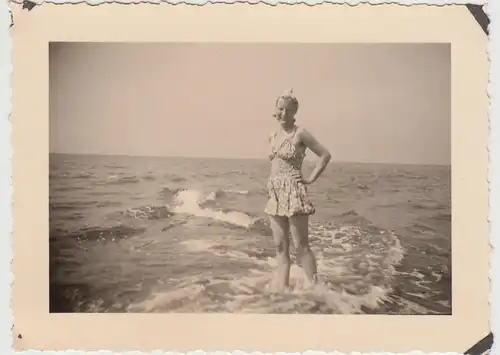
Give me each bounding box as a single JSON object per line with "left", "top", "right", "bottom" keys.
{"left": 274, "top": 98, "right": 296, "bottom": 127}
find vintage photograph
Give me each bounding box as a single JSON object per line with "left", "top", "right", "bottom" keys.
{"left": 49, "top": 42, "right": 451, "bottom": 315}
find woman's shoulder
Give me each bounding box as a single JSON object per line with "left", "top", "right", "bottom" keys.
{"left": 295, "top": 125, "right": 308, "bottom": 138}
{"left": 296, "top": 125, "right": 314, "bottom": 137}
{"left": 295, "top": 126, "right": 315, "bottom": 145}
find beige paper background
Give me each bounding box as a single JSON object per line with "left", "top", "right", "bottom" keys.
{"left": 10, "top": 3, "right": 489, "bottom": 353}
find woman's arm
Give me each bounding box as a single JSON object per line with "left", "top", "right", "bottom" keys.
{"left": 299, "top": 128, "right": 331, "bottom": 184}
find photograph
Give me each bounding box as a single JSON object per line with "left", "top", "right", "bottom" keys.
{"left": 48, "top": 42, "right": 452, "bottom": 315}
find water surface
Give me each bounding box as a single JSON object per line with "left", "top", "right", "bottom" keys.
{"left": 49, "top": 154, "right": 451, "bottom": 314}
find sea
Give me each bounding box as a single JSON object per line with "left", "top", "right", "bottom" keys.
{"left": 49, "top": 153, "right": 452, "bottom": 314}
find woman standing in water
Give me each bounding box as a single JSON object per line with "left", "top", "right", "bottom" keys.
{"left": 265, "top": 89, "right": 331, "bottom": 291}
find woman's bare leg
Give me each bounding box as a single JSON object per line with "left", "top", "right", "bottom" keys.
{"left": 290, "top": 214, "right": 317, "bottom": 285}
{"left": 269, "top": 215, "right": 291, "bottom": 291}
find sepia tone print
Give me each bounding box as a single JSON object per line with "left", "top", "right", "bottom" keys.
{"left": 49, "top": 42, "right": 451, "bottom": 315}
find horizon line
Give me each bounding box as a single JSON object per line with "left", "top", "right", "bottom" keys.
{"left": 49, "top": 152, "right": 451, "bottom": 167}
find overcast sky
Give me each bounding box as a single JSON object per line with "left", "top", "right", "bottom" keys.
{"left": 49, "top": 42, "right": 450, "bottom": 165}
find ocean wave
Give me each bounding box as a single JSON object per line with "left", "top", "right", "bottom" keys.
{"left": 121, "top": 205, "right": 173, "bottom": 220}
{"left": 202, "top": 189, "right": 256, "bottom": 207}
{"left": 161, "top": 186, "right": 258, "bottom": 204}
{"left": 105, "top": 174, "right": 141, "bottom": 185}
{"left": 50, "top": 185, "right": 88, "bottom": 192}
{"left": 50, "top": 200, "right": 97, "bottom": 211}
{"left": 340, "top": 210, "right": 359, "bottom": 217}
{"left": 409, "top": 199, "right": 443, "bottom": 210}
{"left": 52, "top": 224, "right": 146, "bottom": 242}
{"left": 108, "top": 187, "right": 254, "bottom": 227}
{"left": 127, "top": 222, "right": 405, "bottom": 314}
{"left": 118, "top": 188, "right": 261, "bottom": 228}
{"left": 119, "top": 188, "right": 406, "bottom": 314}
{"left": 217, "top": 188, "right": 251, "bottom": 196}
{"left": 409, "top": 222, "right": 436, "bottom": 234}
{"left": 163, "top": 174, "right": 187, "bottom": 183}
{"left": 96, "top": 201, "right": 123, "bottom": 208}
{"left": 431, "top": 212, "right": 451, "bottom": 221}
{"left": 73, "top": 172, "right": 95, "bottom": 179}
{"left": 50, "top": 180, "right": 410, "bottom": 314}
{"left": 51, "top": 212, "right": 84, "bottom": 221}
{"left": 51, "top": 185, "right": 408, "bottom": 314}
{"left": 103, "top": 164, "right": 126, "bottom": 169}
{"left": 160, "top": 186, "right": 187, "bottom": 199}
{"left": 171, "top": 189, "right": 258, "bottom": 229}
{"left": 50, "top": 171, "right": 95, "bottom": 180}
{"left": 143, "top": 174, "right": 156, "bottom": 181}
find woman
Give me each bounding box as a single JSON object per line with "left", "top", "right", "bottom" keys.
{"left": 265, "top": 89, "right": 331, "bottom": 291}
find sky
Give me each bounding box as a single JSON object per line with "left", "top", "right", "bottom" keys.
{"left": 49, "top": 42, "right": 450, "bottom": 165}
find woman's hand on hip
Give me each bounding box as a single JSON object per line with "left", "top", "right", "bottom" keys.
{"left": 301, "top": 177, "right": 313, "bottom": 185}
{"left": 292, "top": 171, "right": 312, "bottom": 185}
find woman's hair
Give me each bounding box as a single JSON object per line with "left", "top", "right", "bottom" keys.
{"left": 276, "top": 88, "right": 299, "bottom": 115}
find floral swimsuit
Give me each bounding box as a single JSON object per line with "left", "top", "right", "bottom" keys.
{"left": 264, "top": 126, "right": 316, "bottom": 217}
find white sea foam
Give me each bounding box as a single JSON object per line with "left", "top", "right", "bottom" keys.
{"left": 171, "top": 189, "right": 257, "bottom": 229}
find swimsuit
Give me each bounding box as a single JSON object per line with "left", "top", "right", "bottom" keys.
{"left": 264, "top": 127, "right": 315, "bottom": 217}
